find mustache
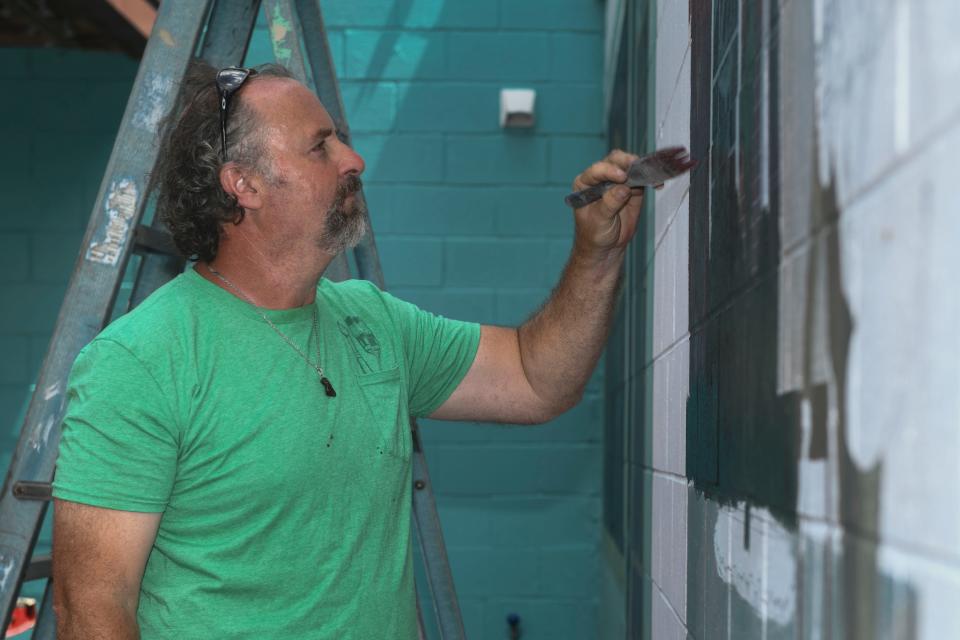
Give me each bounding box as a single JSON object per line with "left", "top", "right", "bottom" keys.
{"left": 335, "top": 175, "right": 363, "bottom": 200}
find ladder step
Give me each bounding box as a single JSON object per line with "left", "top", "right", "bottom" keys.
{"left": 12, "top": 482, "right": 52, "bottom": 502}
{"left": 133, "top": 224, "right": 179, "bottom": 257}
{"left": 24, "top": 555, "right": 51, "bottom": 582}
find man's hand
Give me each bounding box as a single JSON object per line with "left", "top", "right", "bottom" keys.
{"left": 431, "top": 150, "right": 647, "bottom": 424}
{"left": 570, "top": 149, "right": 646, "bottom": 256}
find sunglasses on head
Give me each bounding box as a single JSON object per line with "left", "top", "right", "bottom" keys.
{"left": 216, "top": 66, "right": 258, "bottom": 161}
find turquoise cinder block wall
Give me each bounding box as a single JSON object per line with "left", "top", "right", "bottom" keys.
{"left": 0, "top": 1, "right": 607, "bottom": 637}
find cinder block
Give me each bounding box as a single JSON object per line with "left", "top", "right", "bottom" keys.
{"left": 446, "top": 135, "right": 549, "bottom": 185}
{"left": 658, "top": 51, "right": 692, "bottom": 149}
{"left": 438, "top": 496, "right": 599, "bottom": 549}
{"left": 874, "top": 537, "right": 960, "bottom": 640}
{"left": 651, "top": 587, "right": 688, "bottom": 640}
{"left": 548, "top": 137, "right": 607, "bottom": 185}
{"left": 0, "top": 283, "right": 66, "bottom": 334}
{"left": 686, "top": 487, "right": 708, "bottom": 640}
{"left": 539, "top": 547, "right": 600, "bottom": 598}
{"left": 655, "top": 8, "right": 690, "bottom": 135}
{"left": 353, "top": 133, "right": 443, "bottom": 182}
{"left": 665, "top": 477, "right": 689, "bottom": 622}
{"left": 323, "top": 0, "right": 497, "bottom": 29}
{"left": 549, "top": 33, "right": 603, "bottom": 83}
{"left": 493, "top": 187, "right": 574, "bottom": 238}
{"left": 447, "top": 32, "right": 549, "bottom": 81}
{"left": 666, "top": 341, "right": 689, "bottom": 477}
{"left": 244, "top": 26, "right": 343, "bottom": 72}
{"left": 445, "top": 239, "right": 549, "bottom": 288}
{"left": 29, "top": 232, "right": 83, "bottom": 284}
{"left": 0, "top": 80, "right": 38, "bottom": 125}
{"left": 389, "top": 287, "right": 496, "bottom": 324}
{"left": 429, "top": 444, "right": 599, "bottom": 496}
{"left": 396, "top": 83, "right": 495, "bottom": 133}
{"left": 373, "top": 236, "right": 443, "bottom": 286}
{"left": 0, "top": 384, "right": 30, "bottom": 436}
{"left": 484, "top": 598, "right": 598, "bottom": 640}
{"left": 454, "top": 597, "right": 485, "bottom": 640}
{"left": 0, "top": 337, "right": 28, "bottom": 385}
{"left": 494, "top": 288, "right": 550, "bottom": 326}
{"left": 27, "top": 49, "right": 139, "bottom": 79}
{"left": 674, "top": 206, "right": 690, "bottom": 341}
{"left": 535, "top": 84, "right": 604, "bottom": 135}
{"left": 0, "top": 50, "right": 30, "bottom": 78}
{"left": 0, "top": 235, "right": 29, "bottom": 283}
{"left": 31, "top": 131, "right": 114, "bottom": 233}
{"left": 448, "top": 547, "right": 541, "bottom": 597}
{"left": 340, "top": 81, "right": 397, "bottom": 132}
{"left": 30, "top": 80, "right": 132, "bottom": 134}
{"left": 835, "top": 128, "right": 960, "bottom": 557}
{"left": 908, "top": 1, "right": 960, "bottom": 154}
{"left": 702, "top": 495, "right": 731, "bottom": 638}
{"left": 345, "top": 30, "right": 447, "bottom": 80}
{"left": 499, "top": 0, "right": 603, "bottom": 31}
{"left": 651, "top": 357, "right": 669, "bottom": 471}
{"left": 366, "top": 185, "right": 497, "bottom": 235}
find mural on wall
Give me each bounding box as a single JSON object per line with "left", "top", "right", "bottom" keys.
{"left": 606, "top": 0, "right": 960, "bottom": 637}
{"left": 684, "top": 0, "right": 919, "bottom": 637}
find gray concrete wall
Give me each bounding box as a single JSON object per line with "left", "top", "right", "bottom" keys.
{"left": 603, "top": 0, "right": 960, "bottom": 637}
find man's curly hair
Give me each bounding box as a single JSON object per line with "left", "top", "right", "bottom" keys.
{"left": 153, "top": 60, "right": 292, "bottom": 262}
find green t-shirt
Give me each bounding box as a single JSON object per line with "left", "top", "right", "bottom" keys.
{"left": 53, "top": 269, "right": 480, "bottom": 639}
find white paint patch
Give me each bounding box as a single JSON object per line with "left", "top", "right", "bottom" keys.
{"left": 894, "top": 0, "right": 911, "bottom": 153}
{"left": 28, "top": 416, "right": 55, "bottom": 452}
{"left": 132, "top": 71, "right": 173, "bottom": 132}
{"left": 0, "top": 554, "right": 12, "bottom": 593}
{"left": 43, "top": 381, "right": 61, "bottom": 401}
{"left": 86, "top": 179, "right": 138, "bottom": 266}
{"left": 713, "top": 502, "right": 797, "bottom": 627}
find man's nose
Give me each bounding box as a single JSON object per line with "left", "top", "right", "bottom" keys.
{"left": 337, "top": 140, "right": 365, "bottom": 177}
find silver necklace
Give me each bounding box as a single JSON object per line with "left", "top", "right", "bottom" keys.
{"left": 207, "top": 265, "right": 336, "bottom": 398}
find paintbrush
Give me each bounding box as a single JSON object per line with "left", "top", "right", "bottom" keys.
{"left": 564, "top": 146, "right": 696, "bottom": 209}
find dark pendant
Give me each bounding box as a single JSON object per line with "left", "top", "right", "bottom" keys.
{"left": 320, "top": 376, "right": 337, "bottom": 398}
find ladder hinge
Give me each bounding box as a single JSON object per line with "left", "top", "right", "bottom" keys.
{"left": 134, "top": 225, "right": 179, "bottom": 257}
{"left": 12, "top": 482, "right": 52, "bottom": 501}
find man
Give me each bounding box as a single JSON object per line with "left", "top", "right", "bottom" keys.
{"left": 51, "top": 61, "right": 645, "bottom": 639}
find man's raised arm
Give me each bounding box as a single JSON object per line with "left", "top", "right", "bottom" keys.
{"left": 431, "top": 150, "right": 644, "bottom": 424}
{"left": 53, "top": 500, "right": 160, "bottom": 639}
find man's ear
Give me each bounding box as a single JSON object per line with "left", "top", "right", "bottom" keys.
{"left": 219, "top": 164, "right": 262, "bottom": 212}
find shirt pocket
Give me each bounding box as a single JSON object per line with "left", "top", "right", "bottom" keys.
{"left": 356, "top": 366, "right": 410, "bottom": 461}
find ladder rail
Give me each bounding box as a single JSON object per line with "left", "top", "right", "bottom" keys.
{"left": 267, "top": 2, "right": 466, "bottom": 636}
{"left": 4, "top": 2, "right": 466, "bottom": 638}
{"left": 129, "top": 0, "right": 267, "bottom": 312}
{"left": 0, "top": 0, "right": 215, "bottom": 629}
{"left": 262, "top": 0, "right": 352, "bottom": 283}
{"left": 294, "top": 0, "right": 387, "bottom": 301}
{"left": 272, "top": 0, "right": 466, "bottom": 640}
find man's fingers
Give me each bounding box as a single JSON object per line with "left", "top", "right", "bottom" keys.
{"left": 572, "top": 150, "right": 642, "bottom": 190}
{"left": 605, "top": 149, "right": 638, "bottom": 169}
{"left": 576, "top": 160, "right": 629, "bottom": 190}
{"left": 598, "top": 184, "right": 632, "bottom": 216}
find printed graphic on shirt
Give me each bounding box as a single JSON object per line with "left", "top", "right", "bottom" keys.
{"left": 337, "top": 316, "right": 382, "bottom": 373}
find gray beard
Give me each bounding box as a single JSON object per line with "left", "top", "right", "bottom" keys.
{"left": 318, "top": 178, "right": 368, "bottom": 254}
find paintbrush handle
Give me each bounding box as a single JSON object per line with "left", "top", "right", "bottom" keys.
{"left": 563, "top": 182, "right": 613, "bottom": 209}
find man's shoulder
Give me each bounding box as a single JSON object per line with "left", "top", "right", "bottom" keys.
{"left": 94, "top": 270, "right": 200, "bottom": 352}
{"left": 319, "top": 277, "right": 394, "bottom": 311}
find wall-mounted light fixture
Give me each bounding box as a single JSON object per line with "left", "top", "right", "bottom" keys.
{"left": 499, "top": 88, "right": 536, "bottom": 128}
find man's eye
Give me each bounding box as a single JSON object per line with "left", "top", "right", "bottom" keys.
{"left": 313, "top": 142, "right": 326, "bottom": 153}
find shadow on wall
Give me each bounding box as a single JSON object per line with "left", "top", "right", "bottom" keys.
{"left": 683, "top": 0, "right": 918, "bottom": 637}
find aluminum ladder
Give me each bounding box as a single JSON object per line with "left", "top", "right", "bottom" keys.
{"left": 0, "top": 2, "right": 465, "bottom": 638}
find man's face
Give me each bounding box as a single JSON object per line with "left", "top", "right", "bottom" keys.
{"left": 245, "top": 79, "right": 367, "bottom": 256}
